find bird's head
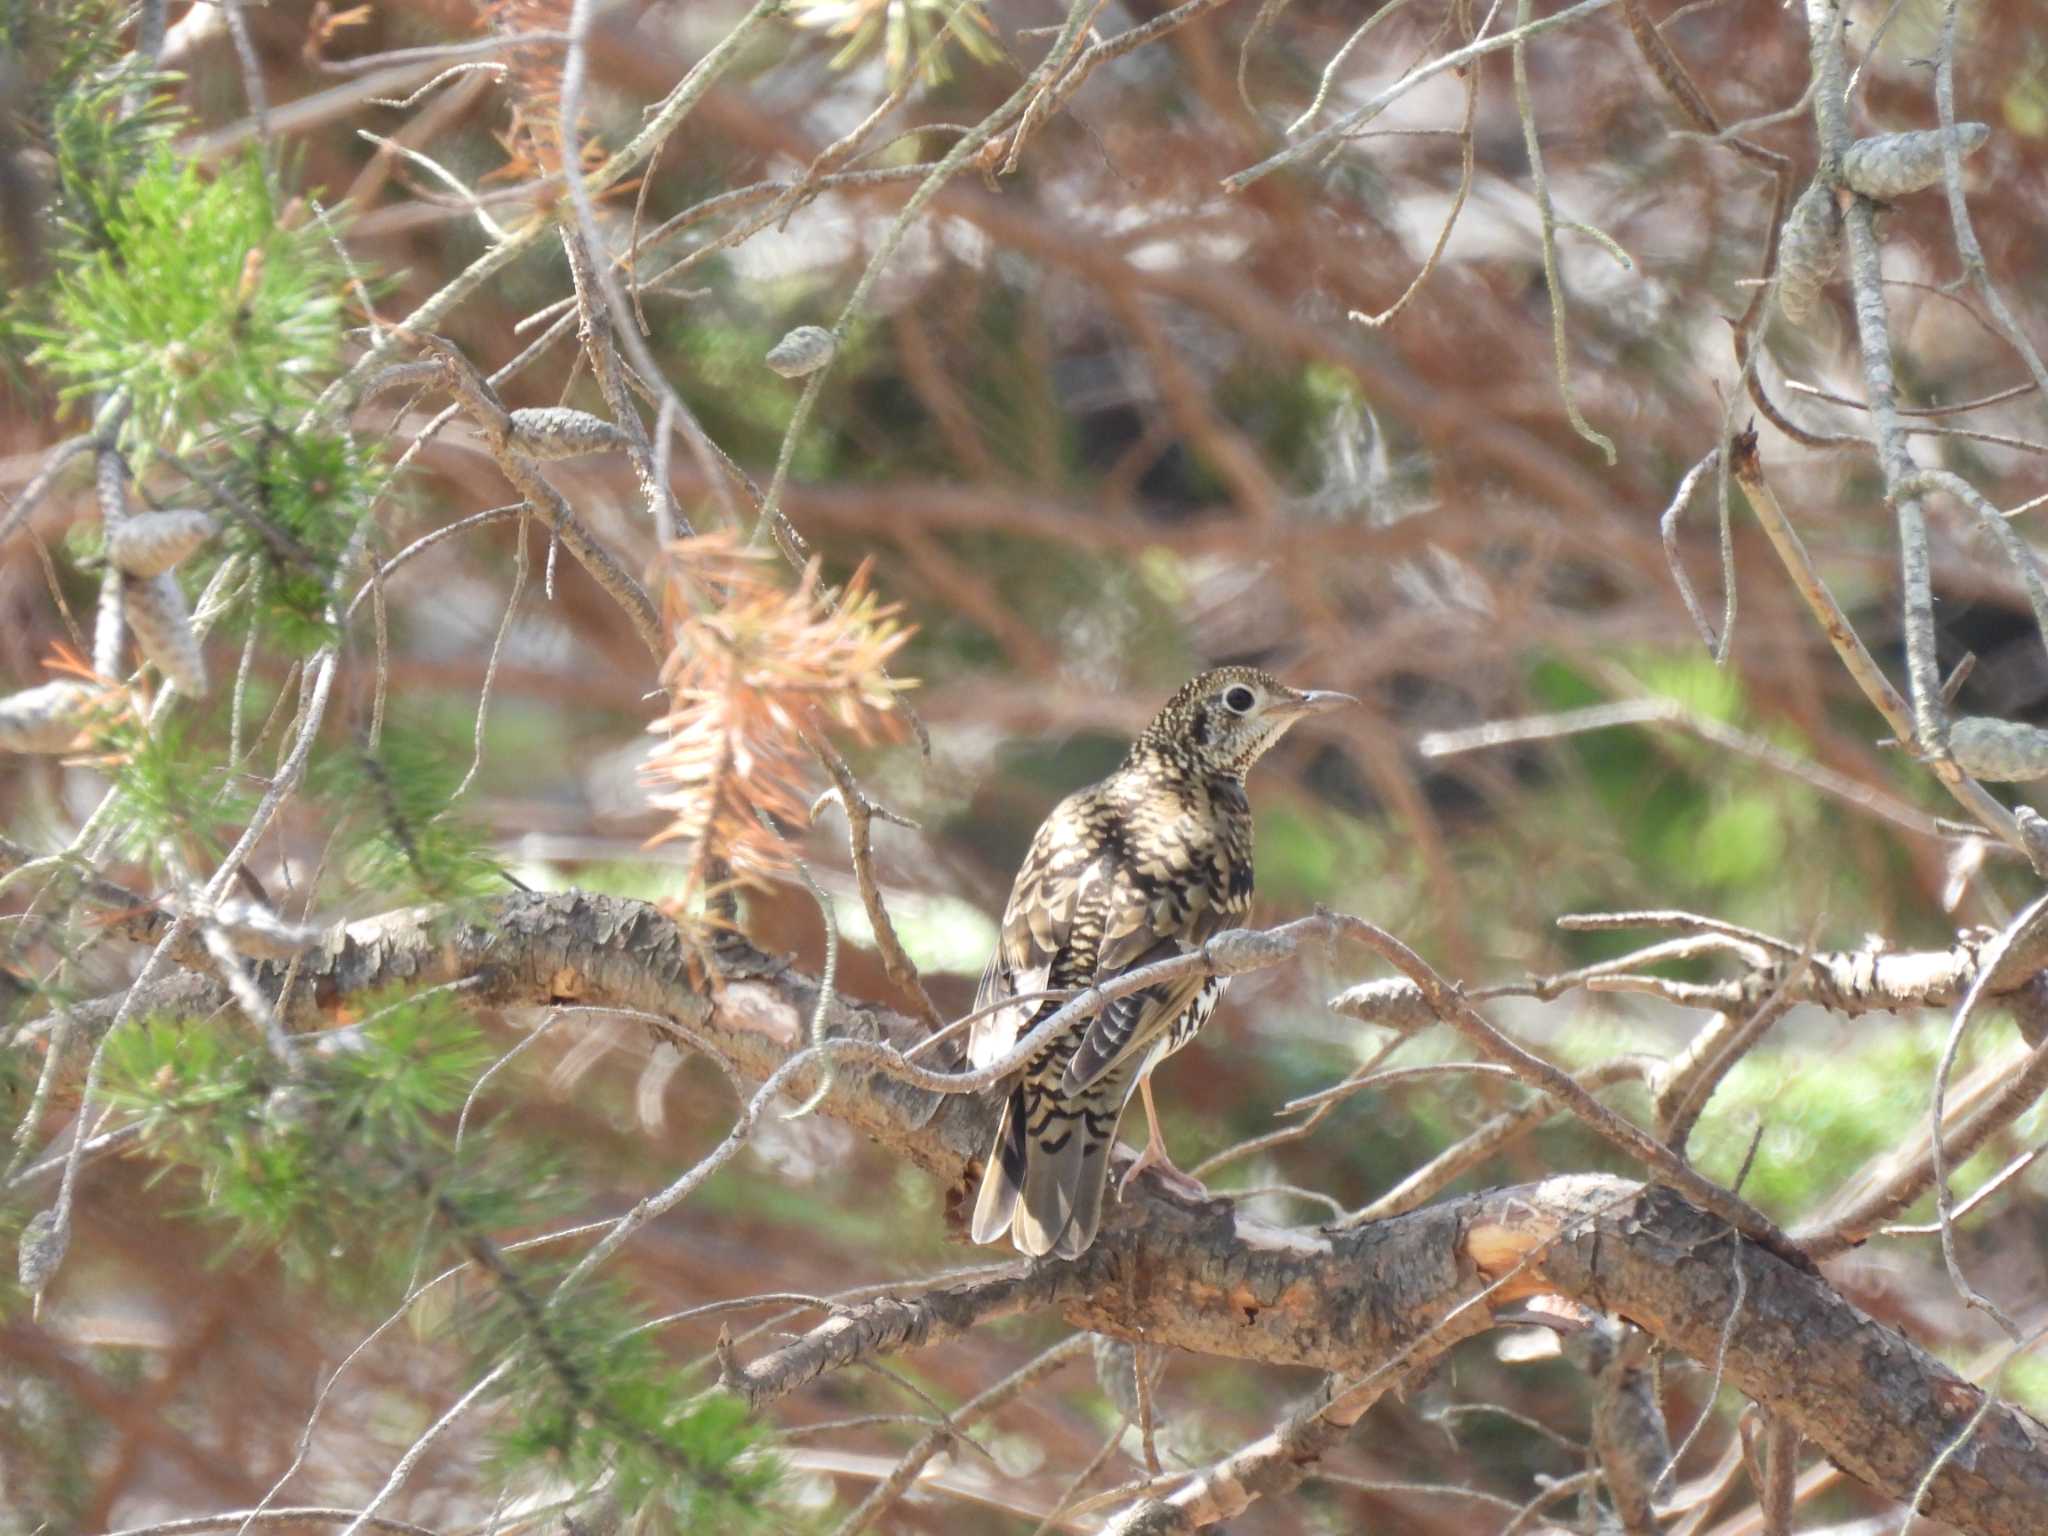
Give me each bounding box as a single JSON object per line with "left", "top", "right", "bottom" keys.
{"left": 1132, "top": 666, "right": 1355, "bottom": 781}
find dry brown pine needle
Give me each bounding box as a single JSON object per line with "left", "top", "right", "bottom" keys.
{"left": 642, "top": 533, "right": 915, "bottom": 898}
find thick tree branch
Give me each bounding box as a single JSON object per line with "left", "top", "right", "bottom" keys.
{"left": 25, "top": 890, "right": 2048, "bottom": 1536}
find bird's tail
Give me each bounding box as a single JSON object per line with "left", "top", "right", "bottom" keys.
{"left": 972, "top": 1070, "right": 1135, "bottom": 1259}
{"left": 969, "top": 1085, "right": 1029, "bottom": 1246}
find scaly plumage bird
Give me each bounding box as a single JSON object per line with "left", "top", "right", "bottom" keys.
{"left": 967, "top": 667, "right": 1354, "bottom": 1259}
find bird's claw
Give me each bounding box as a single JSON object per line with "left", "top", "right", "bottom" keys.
{"left": 1117, "top": 1147, "right": 1210, "bottom": 1203}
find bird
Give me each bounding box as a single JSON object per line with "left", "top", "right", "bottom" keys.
{"left": 967, "top": 666, "right": 1355, "bottom": 1259}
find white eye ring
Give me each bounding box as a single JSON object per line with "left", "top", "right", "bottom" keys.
{"left": 1224, "top": 685, "right": 1256, "bottom": 713}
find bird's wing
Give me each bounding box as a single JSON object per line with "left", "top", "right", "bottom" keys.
{"left": 967, "top": 787, "right": 1106, "bottom": 1071}
{"left": 1059, "top": 835, "right": 1234, "bottom": 1094}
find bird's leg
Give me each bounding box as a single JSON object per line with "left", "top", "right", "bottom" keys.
{"left": 1118, "top": 1077, "right": 1209, "bottom": 1200}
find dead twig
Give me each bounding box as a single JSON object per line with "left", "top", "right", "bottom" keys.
{"left": 808, "top": 737, "right": 944, "bottom": 1030}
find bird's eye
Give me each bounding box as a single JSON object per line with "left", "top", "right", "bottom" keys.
{"left": 1224, "top": 686, "right": 1256, "bottom": 713}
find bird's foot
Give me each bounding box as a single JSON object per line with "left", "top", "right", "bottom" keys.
{"left": 1117, "top": 1143, "right": 1209, "bottom": 1202}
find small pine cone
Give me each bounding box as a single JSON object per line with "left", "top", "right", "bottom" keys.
{"left": 17, "top": 1207, "right": 67, "bottom": 1296}
{"left": 1777, "top": 181, "right": 1842, "bottom": 326}
{"left": 764, "top": 325, "right": 836, "bottom": 379}
{"left": 1841, "top": 123, "right": 1990, "bottom": 199}
{"left": 1326, "top": 976, "right": 1438, "bottom": 1034}
{"left": 107, "top": 509, "right": 217, "bottom": 578}
{"left": 1947, "top": 715, "right": 2048, "bottom": 781}
{"left": 0, "top": 680, "right": 98, "bottom": 754}
{"left": 123, "top": 571, "right": 208, "bottom": 697}
{"left": 1205, "top": 925, "right": 1297, "bottom": 974}
{"left": 505, "top": 407, "right": 632, "bottom": 460}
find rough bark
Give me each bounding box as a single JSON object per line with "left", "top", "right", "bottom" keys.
{"left": 35, "top": 889, "right": 2048, "bottom": 1536}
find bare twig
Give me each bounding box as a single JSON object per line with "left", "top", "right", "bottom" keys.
{"left": 1323, "top": 911, "right": 1810, "bottom": 1268}
{"left": 335, "top": 1364, "right": 512, "bottom": 1536}
{"left": 1798, "top": 1025, "right": 2048, "bottom": 1258}
{"left": 1783, "top": 375, "right": 2040, "bottom": 420}
{"left": 1727, "top": 429, "right": 1919, "bottom": 745}
{"left": 1735, "top": 169, "right": 2027, "bottom": 857}
{"left": 978, "top": 0, "right": 1239, "bottom": 173}
{"left": 808, "top": 736, "right": 943, "bottom": 1029}
{"left": 1223, "top": 0, "right": 1619, "bottom": 193}
{"left": 1556, "top": 908, "right": 1799, "bottom": 953}
{"left": 1334, "top": 1056, "right": 1655, "bottom": 1225}
{"left": 1351, "top": 15, "right": 1481, "bottom": 330}
{"left": 1903, "top": 467, "right": 2048, "bottom": 673}
{"left": 0, "top": 435, "right": 91, "bottom": 550}
{"left": 1277, "top": 1060, "right": 1522, "bottom": 1117}
{"left": 310, "top": 0, "right": 785, "bottom": 421}
{"left": 1285, "top": 0, "right": 1430, "bottom": 133}
{"left": 1029, "top": 1411, "right": 1135, "bottom": 1536}
{"left": 775, "top": 834, "right": 842, "bottom": 1121}
{"left": 1420, "top": 695, "right": 1963, "bottom": 844}
{"left": 1932, "top": 1, "right": 2048, "bottom": 414}
{"left": 829, "top": 1336, "right": 1088, "bottom": 1536}
{"left": 750, "top": 0, "right": 1108, "bottom": 557}
{"left": 356, "top": 131, "right": 507, "bottom": 241}
{"left": 344, "top": 505, "right": 524, "bottom": 619}
{"left": 558, "top": 232, "right": 688, "bottom": 537}
{"left": 407, "top": 334, "right": 663, "bottom": 662}
{"left": 110, "top": 1512, "right": 447, "bottom": 1536}
{"left": 1924, "top": 892, "right": 2046, "bottom": 1339}
{"left": 1511, "top": 0, "right": 1616, "bottom": 465}
{"left": 219, "top": 1, "right": 272, "bottom": 172}
{"left": 1804, "top": 0, "right": 1992, "bottom": 853}
{"left": 1880, "top": 1139, "right": 2044, "bottom": 1236}
{"left": 1656, "top": 965, "right": 1802, "bottom": 1154}
{"left": 1758, "top": 1416, "right": 1799, "bottom": 1536}
{"left": 1193, "top": 1030, "right": 1409, "bottom": 1179}
{"left": 1660, "top": 448, "right": 1725, "bottom": 653}
{"left": 450, "top": 514, "right": 528, "bottom": 804}
{"left": 1498, "top": 1469, "right": 1602, "bottom": 1536}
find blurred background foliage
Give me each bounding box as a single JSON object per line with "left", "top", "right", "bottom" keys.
{"left": 2, "top": 0, "right": 2047, "bottom": 1530}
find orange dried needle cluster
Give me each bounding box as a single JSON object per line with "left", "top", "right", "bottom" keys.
{"left": 642, "top": 535, "right": 914, "bottom": 901}
{"left": 475, "top": 0, "right": 606, "bottom": 184}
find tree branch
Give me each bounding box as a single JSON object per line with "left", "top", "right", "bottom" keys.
{"left": 29, "top": 889, "right": 2048, "bottom": 1536}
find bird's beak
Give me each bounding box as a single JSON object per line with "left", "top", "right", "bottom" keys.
{"left": 1287, "top": 689, "right": 1357, "bottom": 716}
